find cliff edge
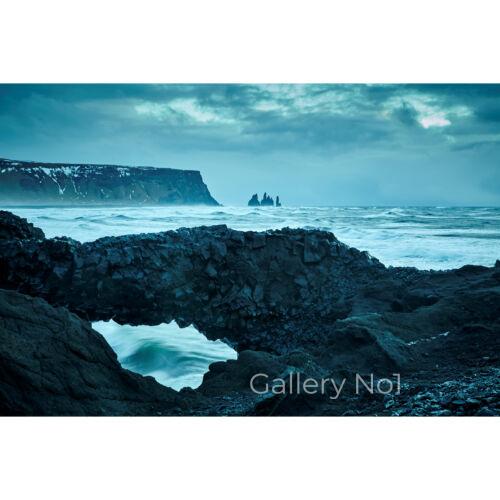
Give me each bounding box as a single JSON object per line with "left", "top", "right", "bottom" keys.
{"left": 0, "top": 158, "right": 219, "bottom": 205}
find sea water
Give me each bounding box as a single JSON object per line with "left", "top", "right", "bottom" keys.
{"left": 8, "top": 205, "right": 500, "bottom": 269}
{"left": 6, "top": 205, "right": 500, "bottom": 389}
{"left": 92, "top": 320, "right": 237, "bottom": 391}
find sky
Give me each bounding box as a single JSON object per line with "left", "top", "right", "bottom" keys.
{"left": 0, "top": 84, "right": 499, "bottom": 206}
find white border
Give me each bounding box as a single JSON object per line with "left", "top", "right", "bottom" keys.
{"left": 1, "top": 0, "right": 500, "bottom": 83}
{"left": 1, "top": 1, "right": 499, "bottom": 498}
{"left": 1, "top": 417, "right": 498, "bottom": 499}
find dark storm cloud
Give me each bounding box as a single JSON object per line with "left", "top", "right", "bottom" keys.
{"left": 0, "top": 84, "right": 499, "bottom": 205}
{"left": 392, "top": 102, "right": 419, "bottom": 127}
{"left": 475, "top": 104, "right": 500, "bottom": 123}
{"left": 1, "top": 83, "right": 495, "bottom": 151}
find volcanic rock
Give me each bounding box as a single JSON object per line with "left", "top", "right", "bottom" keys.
{"left": 0, "top": 210, "right": 498, "bottom": 416}
{"left": 0, "top": 210, "right": 45, "bottom": 240}
{"left": 0, "top": 288, "right": 192, "bottom": 415}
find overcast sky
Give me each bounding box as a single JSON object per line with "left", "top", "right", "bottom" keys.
{"left": 1, "top": 84, "right": 499, "bottom": 206}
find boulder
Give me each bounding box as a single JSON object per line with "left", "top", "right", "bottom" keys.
{"left": 0, "top": 288, "right": 192, "bottom": 415}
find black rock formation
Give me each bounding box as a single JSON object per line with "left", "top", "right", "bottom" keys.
{"left": 0, "top": 210, "right": 45, "bottom": 240}
{"left": 248, "top": 194, "right": 260, "bottom": 206}
{"left": 0, "top": 211, "right": 388, "bottom": 352}
{"left": 260, "top": 192, "right": 274, "bottom": 206}
{"left": 0, "top": 211, "right": 498, "bottom": 416}
{"left": 0, "top": 158, "right": 219, "bottom": 205}
{"left": 0, "top": 288, "right": 194, "bottom": 415}
{"left": 248, "top": 193, "right": 280, "bottom": 207}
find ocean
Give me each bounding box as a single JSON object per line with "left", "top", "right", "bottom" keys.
{"left": 6, "top": 205, "right": 500, "bottom": 390}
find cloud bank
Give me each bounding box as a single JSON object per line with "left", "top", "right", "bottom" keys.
{"left": 0, "top": 84, "right": 499, "bottom": 205}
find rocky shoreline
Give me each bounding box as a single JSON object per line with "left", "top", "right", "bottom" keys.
{"left": 0, "top": 210, "right": 498, "bottom": 416}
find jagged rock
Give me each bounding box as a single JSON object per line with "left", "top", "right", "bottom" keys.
{"left": 0, "top": 158, "right": 219, "bottom": 205}
{"left": 318, "top": 314, "right": 410, "bottom": 373}
{"left": 0, "top": 211, "right": 386, "bottom": 352}
{"left": 248, "top": 193, "right": 280, "bottom": 207}
{"left": 0, "top": 210, "right": 499, "bottom": 416}
{"left": 0, "top": 210, "right": 45, "bottom": 240}
{"left": 260, "top": 192, "right": 274, "bottom": 206}
{"left": 248, "top": 194, "right": 260, "bottom": 206}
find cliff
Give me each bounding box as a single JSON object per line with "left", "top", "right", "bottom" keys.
{"left": 0, "top": 158, "right": 219, "bottom": 205}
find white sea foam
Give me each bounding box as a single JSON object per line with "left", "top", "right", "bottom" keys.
{"left": 6, "top": 205, "right": 500, "bottom": 269}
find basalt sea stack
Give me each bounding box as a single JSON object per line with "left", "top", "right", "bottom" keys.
{"left": 0, "top": 158, "right": 219, "bottom": 205}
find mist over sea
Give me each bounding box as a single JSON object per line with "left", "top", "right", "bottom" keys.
{"left": 6, "top": 205, "right": 500, "bottom": 390}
